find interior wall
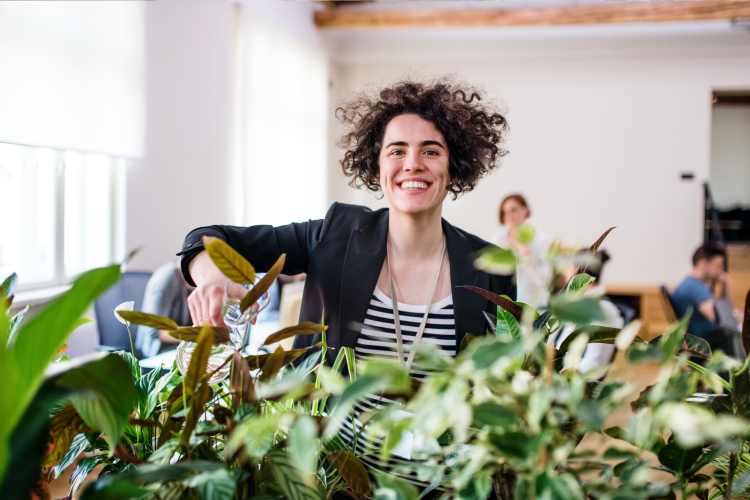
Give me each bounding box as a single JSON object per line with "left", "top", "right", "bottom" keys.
{"left": 126, "top": 2, "right": 235, "bottom": 272}
{"left": 327, "top": 54, "right": 750, "bottom": 286}
{"left": 710, "top": 105, "right": 750, "bottom": 209}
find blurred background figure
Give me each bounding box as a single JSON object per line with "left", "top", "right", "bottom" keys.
{"left": 135, "top": 260, "right": 193, "bottom": 358}
{"left": 549, "top": 249, "right": 625, "bottom": 376}
{"left": 493, "top": 194, "right": 554, "bottom": 306}
{"left": 670, "top": 244, "right": 738, "bottom": 355}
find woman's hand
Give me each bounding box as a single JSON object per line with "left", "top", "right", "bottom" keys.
{"left": 187, "top": 251, "right": 228, "bottom": 327}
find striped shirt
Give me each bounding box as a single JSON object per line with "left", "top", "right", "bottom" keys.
{"left": 339, "top": 286, "right": 456, "bottom": 488}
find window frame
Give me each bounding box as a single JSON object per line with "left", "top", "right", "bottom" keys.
{"left": 0, "top": 141, "right": 129, "bottom": 293}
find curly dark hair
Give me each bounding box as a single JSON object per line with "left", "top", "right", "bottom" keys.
{"left": 336, "top": 78, "right": 509, "bottom": 199}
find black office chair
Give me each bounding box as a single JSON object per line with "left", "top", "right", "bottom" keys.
{"left": 93, "top": 271, "right": 152, "bottom": 358}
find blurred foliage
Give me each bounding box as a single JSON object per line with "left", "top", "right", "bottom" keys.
{"left": 2, "top": 228, "right": 750, "bottom": 500}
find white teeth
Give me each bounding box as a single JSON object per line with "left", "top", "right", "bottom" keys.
{"left": 400, "top": 181, "right": 428, "bottom": 190}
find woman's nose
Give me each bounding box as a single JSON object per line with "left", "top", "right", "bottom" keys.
{"left": 403, "top": 152, "right": 424, "bottom": 172}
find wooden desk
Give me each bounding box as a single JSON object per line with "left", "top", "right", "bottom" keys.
{"left": 606, "top": 283, "right": 670, "bottom": 341}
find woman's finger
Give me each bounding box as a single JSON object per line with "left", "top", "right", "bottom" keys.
{"left": 208, "top": 290, "right": 225, "bottom": 327}
{"left": 188, "top": 292, "right": 201, "bottom": 326}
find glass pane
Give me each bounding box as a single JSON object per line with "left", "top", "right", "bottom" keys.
{"left": 0, "top": 144, "right": 57, "bottom": 286}
{"left": 64, "top": 151, "right": 112, "bottom": 278}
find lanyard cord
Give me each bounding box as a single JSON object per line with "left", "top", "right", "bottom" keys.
{"left": 386, "top": 237, "right": 448, "bottom": 374}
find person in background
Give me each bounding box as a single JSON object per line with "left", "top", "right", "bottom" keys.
{"left": 493, "top": 193, "right": 553, "bottom": 306}
{"left": 549, "top": 249, "right": 624, "bottom": 376}
{"left": 671, "top": 244, "right": 733, "bottom": 353}
{"left": 135, "top": 260, "right": 194, "bottom": 358}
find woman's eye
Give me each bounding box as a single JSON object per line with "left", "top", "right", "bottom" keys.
{"left": 390, "top": 150, "right": 404, "bottom": 156}
{"left": 424, "top": 150, "right": 438, "bottom": 156}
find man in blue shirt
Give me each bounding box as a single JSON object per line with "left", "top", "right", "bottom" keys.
{"left": 672, "top": 245, "right": 732, "bottom": 349}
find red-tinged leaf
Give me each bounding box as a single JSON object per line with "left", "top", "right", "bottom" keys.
{"left": 577, "top": 227, "right": 616, "bottom": 275}
{"left": 458, "top": 286, "right": 523, "bottom": 320}
{"left": 263, "top": 322, "right": 327, "bottom": 346}
{"left": 203, "top": 236, "right": 256, "bottom": 285}
{"left": 117, "top": 310, "right": 178, "bottom": 331}
{"left": 241, "top": 254, "right": 286, "bottom": 313}
{"left": 328, "top": 450, "right": 372, "bottom": 496}
{"left": 168, "top": 326, "right": 230, "bottom": 344}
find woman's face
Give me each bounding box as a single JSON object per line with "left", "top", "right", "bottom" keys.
{"left": 502, "top": 199, "right": 529, "bottom": 227}
{"left": 378, "top": 114, "right": 450, "bottom": 217}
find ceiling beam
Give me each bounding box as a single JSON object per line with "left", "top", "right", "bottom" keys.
{"left": 314, "top": 1, "right": 750, "bottom": 29}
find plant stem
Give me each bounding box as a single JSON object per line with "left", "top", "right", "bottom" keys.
{"left": 726, "top": 451, "right": 738, "bottom": 500}
{"left": 125, "top": 321, "right": 137, "bottom": 368}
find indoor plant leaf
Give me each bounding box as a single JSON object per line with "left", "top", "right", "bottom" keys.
{"left": 268, "top": 449, "right": 322, "bottom": 500}
{"left": 167, "top": 326, "right": 230, "bottom": 344}
{"left": 329, "top": 449, "right": 372, "bottom": 496}
{"left": 203, "top": 235, "right": 256, "bottom": 285}
{"left": 240, "top": 253, "right": 286, "bottom": 313}
{"left": 116, "top": 310, "right": 178, "bottom": 331}
{"left": 263, "top": 322, "right": 328, "bottom": 346}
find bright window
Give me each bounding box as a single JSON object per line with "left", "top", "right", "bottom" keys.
{"left": 0, "top": 142, "right": 127, "bottom": 289}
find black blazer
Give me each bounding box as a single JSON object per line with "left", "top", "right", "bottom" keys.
{"left": 178, "top": 203, "right": 516, "bottom": 365}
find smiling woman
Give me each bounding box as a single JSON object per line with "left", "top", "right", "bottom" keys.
{"left": 178, "top": 77, "right": 514, "bottom": 487}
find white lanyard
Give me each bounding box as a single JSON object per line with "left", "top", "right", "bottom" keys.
{"left": 386, "top": 237, "right": 447, "bottom": 374}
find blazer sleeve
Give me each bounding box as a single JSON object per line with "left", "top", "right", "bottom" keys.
{"left": 177, "top": 203, "right": 339, "bottom": 286}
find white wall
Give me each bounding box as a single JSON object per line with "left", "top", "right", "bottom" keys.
{"left": 126, "top": 2, "right": 235, "bottom": 272}
{"left": 324, "top": 25, "right": 750, "bottom": 286}
{"left": 710, "top": 105, "right": 750, "bottom": 209}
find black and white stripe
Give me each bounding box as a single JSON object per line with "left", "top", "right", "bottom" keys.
{"left": 339, "top": 287, "right": 455, "bottom": 488}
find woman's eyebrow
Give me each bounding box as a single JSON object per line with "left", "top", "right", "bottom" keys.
{"left": 420, "top": 140, "right": 446, "bottom": 150}
{"left": 384, "top": 140, "right": 446, "bottom": 149}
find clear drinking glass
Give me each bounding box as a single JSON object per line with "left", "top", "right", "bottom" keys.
{"left": 176, "top": 276, "right": 271, "bottom": 384}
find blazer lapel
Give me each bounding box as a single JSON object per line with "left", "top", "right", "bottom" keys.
{"left": 337, "top": 211, "right": 389, "bottom": 350}
{"left": 444, "top": 220, "right": 489, "bottom": 349}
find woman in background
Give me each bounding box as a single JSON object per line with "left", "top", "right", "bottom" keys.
{"left": 493, "top": 193, "right": 553, "bottom": 306}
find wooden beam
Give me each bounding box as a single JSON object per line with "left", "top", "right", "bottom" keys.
{"left": 315, "top": 1, "right": 750, "bottom": 29}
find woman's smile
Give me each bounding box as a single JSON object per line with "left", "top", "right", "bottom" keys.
{"left": 397, "top": 178, "right": 432, "bottom": 193}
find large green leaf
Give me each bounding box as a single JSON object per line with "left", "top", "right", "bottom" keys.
{"left": 70, "top": 455, "right": 106, "bottom": 495}
{"left": 373, "top": 471, "right": 419, "bottom": 500}
{"left": 496, "top": 306, "right": 522, "bottom": 340}
{"left": 6, "top": 304, "right": 30, "bottom": 347}
{"left": 557, "top": 326, "right": 636, "bottom": 353}
{"left": 288, "top": 415, "right": 318, "bottom": 478}
{"left": 268, "top": 449, "right": 323, "bottom": 500}
{"left": 472, "top": 403, "right": 518, "bottom": 428}
{"left": 325, "top": 374, "right": 391, "bottom": 437}
{"left": 57, "top": 354, "right": 137, "bottom": 452}
{"left": 80, "top": 461, "right": 225, "bottom": 500}
{"left": 474, "top": 246, "right": 517, "bottom": 275}
{"left": 0, "top": 265, "right": 120, "bottom": 484}
{"left": 182, "top": 468, "right": 236, "bottom": 500}
{"left": 548, "top": 297, "right": 606, "bottom": 325}
{"left": 471, "top": 338, "right": 523, "bottom": 369}
{"left": 657, "top": 441, "right": 703, "bottom": 478}
{"left": 563, "top": 273, "right": 595, "bottom": 298}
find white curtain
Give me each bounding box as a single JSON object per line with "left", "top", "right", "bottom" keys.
{"left": 0, "top": 2, "right": 144, "bottom": 158}
{"left": 239, "top": 5, "right": 329, "bottom": 227}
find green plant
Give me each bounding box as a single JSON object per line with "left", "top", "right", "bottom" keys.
{"left": 7, "top": 230, "right": 750, "bottom": 500}
{"left": 0, "top": 267, "right": 137, "bottom": 500}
